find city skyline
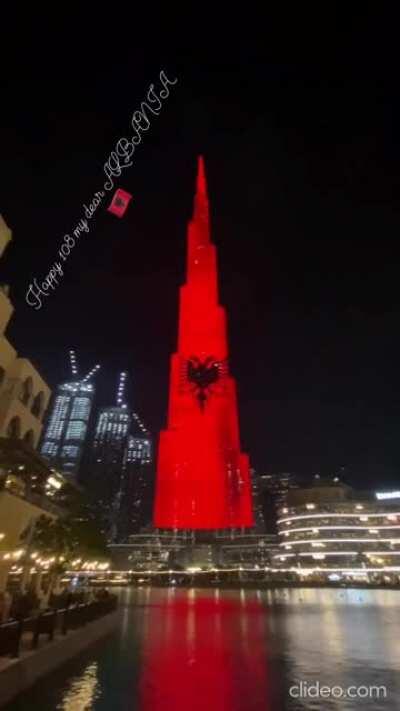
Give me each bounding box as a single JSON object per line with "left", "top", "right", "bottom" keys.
{"left": 1, "top": 11, "right": 400, "bottom": 709}
{"left": 2, "top": 13, "right": 400, "bottom": 490}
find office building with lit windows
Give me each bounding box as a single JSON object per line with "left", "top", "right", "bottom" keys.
{"left": 40, "top": 380, "right": 96, "bottom": 477}
{"left": 88, "top": 411, "right": 153, "bottom": 542}
{"left": 125, "top": 433, "right": 152, "bottom": 466}
{"left": 116, "top": 415, "right": 153, "bottom": 541}
{"left": 251, "top": 470, "right": 266, "bottom": 533}
{"left": 259, "top": 472, "right": 299, "bottom": 533}
{"left": 84, "top": 372, "right": 153, "bottom": 541}
{"left": 90, "top": 405, "right": 131, "bottom": 517}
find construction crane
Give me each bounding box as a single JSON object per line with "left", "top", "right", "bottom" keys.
{"left": 68, "top": 349, "right": 101, "bottom": 385}
{"left": 116, "top": 371, "right": 128, "bottom": 406}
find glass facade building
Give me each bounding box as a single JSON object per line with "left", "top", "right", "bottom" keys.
{"left": 251, "top": 470, "right": 266, "bottom": 533}
{"left": 260, "top": 472, "right": 299, "bottom": 533}
{"left": 124, "top": 433, "right": 152, "bottom": 465}
{"left": 87, "top": 404, "right": 153, "bottom": 542}
{"left": 40, "top": 381, "right": 95, "bottom": 476}
{"left": 117, "top": 418, "right": 153, "bottom": 540}
{"left": 93, "top": 407, "right": 131, "bottom": 451}
{"left": 90, "top": 405, "right": 131, "bottom": 512}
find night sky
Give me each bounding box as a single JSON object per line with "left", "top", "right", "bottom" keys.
{"left": 1, "top": 9, "right": 400, "bottom": 489}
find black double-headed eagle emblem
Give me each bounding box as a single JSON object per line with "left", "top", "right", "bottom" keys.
{"left": 186, "top": 355, "right": 221, "bottom": 410}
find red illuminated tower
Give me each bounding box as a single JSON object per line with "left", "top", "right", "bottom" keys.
{"left": 154, "top": 157, "right": 254, "bottom": 529}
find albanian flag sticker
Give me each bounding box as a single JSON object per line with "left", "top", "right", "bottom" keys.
{"left": 107, "top": 188, "right": 132, "bottom": 218}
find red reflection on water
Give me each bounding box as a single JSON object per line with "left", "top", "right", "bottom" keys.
{"left": 139, "top": 591, "right": 270, "bottom": 711}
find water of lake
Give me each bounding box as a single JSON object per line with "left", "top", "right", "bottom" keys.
{"left": 6, "top": 587, "right": 400, "bottom": 710}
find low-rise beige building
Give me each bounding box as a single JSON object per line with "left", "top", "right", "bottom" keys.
{"left": 0, "top": 444, "right": 78, "bottom": 591}
{"left": 0, "top": 216, "right": 53, "bottom": 590}
{"left": 0, "top": 215, "right": 51, "bottom": 448}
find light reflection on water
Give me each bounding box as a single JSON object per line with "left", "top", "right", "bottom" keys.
{"left": 56, "top": 662, "right": 100, "bottom": 710}
{"left": 7, "top": 587, "right": 400, "bottom": 710}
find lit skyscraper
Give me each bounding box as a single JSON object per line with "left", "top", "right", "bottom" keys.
{"left": 90, "top": 372, "right": 131, "bottom": 518}
{"left": 154, "top": 157, "right": 253, "bottom": 530}
{"left": 127, "top": 412, "right": 152, "bottom": 464}
{"left": 118, "top": 414, "right": 153, "bottom": 540}
{"left": 40, "top": 351, "right": 100, "bottom": 477}
{"left": 259, "top": 472, "right": 299, "bottom": 532}
{"left": 251, "top": 470, "right": 266, "bottom": 533}
{"left": 86, "top": 372, "right": 153, "bottom": 541}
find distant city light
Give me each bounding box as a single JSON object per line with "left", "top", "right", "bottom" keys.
{"left": 46, "top": 475, "right": 62, "bottom": 489}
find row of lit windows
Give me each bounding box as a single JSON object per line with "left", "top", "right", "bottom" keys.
{"left": 71, "top": 396, "right": 91, "bottom": 420}
{"left": 59, "top": 382, "right": 94, "bottom": 394}
{"left": 98, "top": 422, "right": 129, "bottom": 435}
{"left": 61, "top": 445, "right": 80, "bottom": 459}
{"left": 280, "top": 538, "right": 400, "bottom": 549}
{"left": 280, "top": 523, "right": 400, "bottom": 534}
{"left": 279, "top": 525, "right": 400, "bottom": 536}
{"left": 125, "top": 437, "right": 152, "bottom": 464}
{"left": 41, "top": 441, "right": 58, "bottom": 457}
{"left": 97, "top": 411, "right": 130, "bottom": 424}
{"left": 278, "top": 511, "right": 400, "bottom": 524}
{"left": 65, "top": 420, "right": 88, "bottom": 441}
{"left": 44, "top": 395, "right": 71, "bottom": 440}
{"left": 43, "top": 392, "right": 93, "bottom": 448}
{"left": 96, "top": 413, "right": 130, "bottom": 440}
{"left": 276, "top": 552, "right": 400, "bottom": 562}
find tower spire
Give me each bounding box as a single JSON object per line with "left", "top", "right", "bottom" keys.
{"left": 186, "top": 156, "right": 213, "bottom": 284}
{"left": 192, "top": 155, "right": 209, "bottom": 228}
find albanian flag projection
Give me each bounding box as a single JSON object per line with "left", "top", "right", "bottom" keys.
{"left": 153, "top": 157, "right": 254, "bottom": 530}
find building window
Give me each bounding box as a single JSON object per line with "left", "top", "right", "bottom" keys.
{"left": 45, "top": 395, "right": 70, "bottom": 440}
{"left": 31, "top": 391, "right": 44, "bottom": 418}
{"left": 61, "top": 445, "right": 79, "bottom": 459}
{"left": 7, "top": 416, "right": 21, "bottom": 439}
{"left": 71, "top": 396, "right": 91, "bottom": 420}
{"left": 20, "top": 377, "right": 33, "bottom": 406}
{"left": 65, "top": 421, "right": 87, "bottom": 440}
{"left": 23, "top": 429, "right": 35, "bottom": 448}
